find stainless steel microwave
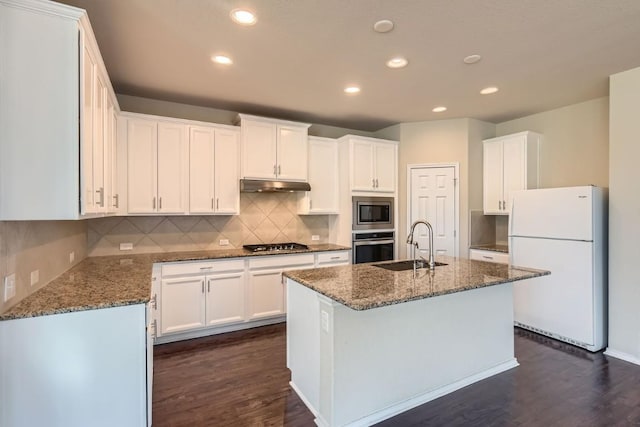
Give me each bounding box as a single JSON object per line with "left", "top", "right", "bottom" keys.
{"left": 352, "top": 196, "right": 394, "bottom": 230}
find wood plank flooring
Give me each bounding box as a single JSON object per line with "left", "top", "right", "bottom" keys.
{"left": 153, "top": 324, "right": 640, "bottom": 426}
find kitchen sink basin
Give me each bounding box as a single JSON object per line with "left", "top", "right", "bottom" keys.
{"left": 372, "top": 260, "right": 448, "bottom": 271}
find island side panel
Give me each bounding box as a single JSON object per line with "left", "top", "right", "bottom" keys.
{"left": 286, "top": 280, "right": 322, "bottom": 415}
{"left": 326, "top": 284, "right": 516, "bottom": 426}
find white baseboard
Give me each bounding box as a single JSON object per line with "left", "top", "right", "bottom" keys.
{"left": 342, "top": 358, "right": 519, "bottom": 427}
{"left": 289, "top": 381, "right": 319, "bottom": 418}
{"left": 154, "top": 316, "right": 285, "bottom": 344}
{"left": 604, "top": 348, "right": 640, "bottom": 366}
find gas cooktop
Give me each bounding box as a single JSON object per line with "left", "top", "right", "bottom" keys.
{"left": 242, "top": 242, "right": 310, "bottom": 252}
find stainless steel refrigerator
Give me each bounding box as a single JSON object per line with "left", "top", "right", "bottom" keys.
{"left": 509, "top": 186, "right": 607, "bottom": 351}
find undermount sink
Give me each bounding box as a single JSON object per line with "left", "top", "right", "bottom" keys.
{"left": 373, "top": 260, "right": 448, "bottom": 271}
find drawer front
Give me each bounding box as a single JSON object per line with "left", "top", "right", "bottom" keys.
{"left": 469, "top": 249, "right": 509, "bottom": 264}
{"left": 161, "top": 259, "right": 245, "bottom": 277}
{"left": 317, "top": 251, "right": 350, "bottom": 264}
{"left": 249, "top": 253, "right": 315, "bottom": 270}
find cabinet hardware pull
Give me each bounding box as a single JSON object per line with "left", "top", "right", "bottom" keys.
{"left": 113, "top": 194, "right": 119, "bottom": 208}
{"left": 375, "top": 179, "right": 379, "bottom": 188}
{"left": 207, "top": 281, "right": 210, "bottom": 293}
{"left": 216, "top": 198, "right": 219, "bottom": 210}
{"left": 482, "top": 255, "right": 494, "bottom": 260}
{"left": 153, "top": 197, "right": 156, "bottom": 210}
{"left": 211, "top": 198, "right": 214, "bottom": 209}
{"left": 201, "top": 280, "right": 205, "bottom": 293}
{"left": 159, "top": 197, "right": 162, "bottom": 209}
{"left": 151, "top": 294, "right": 157, "bottom": 309}
{"left": 96, "top": 187, "right": 104, "bottom": 207}
{"left": 273, "top": 165, "right": 277, "bottom": 175}
{"left": 199, "top": 266, "right": 213, "bottom": 270}
{"left": 278, "top": 165, "right": 281, "bottom": 175}
{"left": 503, "top": 200, "right": 506, "bottom": 211}
{"left": 152, "top": 319, "right": 157, "bottom": 340}
{"left": 372, "top": 179, "right": 375, "bottom": 188}
{"left": 330, "top": 256, "right": 340, "bottom": 260}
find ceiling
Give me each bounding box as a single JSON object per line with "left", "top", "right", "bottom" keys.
{"left": 58, "top": 0, "right": 640, "bottom": 131}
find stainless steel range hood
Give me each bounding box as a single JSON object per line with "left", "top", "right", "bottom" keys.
{"left": 240, "top": 179, "right": 311, "bottom": 193}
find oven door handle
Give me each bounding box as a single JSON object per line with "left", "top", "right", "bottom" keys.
{"left": 353, "top": 239, "right": 395, "bottom": 246}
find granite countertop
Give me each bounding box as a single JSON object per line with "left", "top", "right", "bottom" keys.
{"left": 0, "top": 244, "right": 350, "bottom": 321}
{"left": 469, "top": 244, "right": 509, "bottom": 253}
{"left": 283, "top": 256, "right": 549, "bottom": 311}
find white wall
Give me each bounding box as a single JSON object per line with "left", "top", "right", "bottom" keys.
{"left": 496, "top": 97, "right": 609, "bottom": 188}
{"left": 606, "top": 67, "right": 640, "bottom": 363}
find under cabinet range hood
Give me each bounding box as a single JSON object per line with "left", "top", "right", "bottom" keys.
{"left": 239, "top": 179, "right": 311, "bottom": 193}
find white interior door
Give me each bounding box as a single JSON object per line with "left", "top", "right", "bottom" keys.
{"left": 409, "top": 166, "right": 456, "bottom": 258}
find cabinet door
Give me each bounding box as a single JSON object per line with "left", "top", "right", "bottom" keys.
{"left": 277, "top": 125, "right": 308, "bottom": 181}
{"left": 351, "top": 140, "right": 375, "bottom": 191}
{"left": 189, "top": 126, "right": 215, "bottom": 214}
{"left": 242, "top": 120, "right": 277, "bottom": 179}
{"left": 299, "top": 138, "right": 339, "bottom": 214}
{"left": 127, "top": 118, "right": 158, "bottom": 213}
{"left": 248, "top": 269, "right": 285, "bottom": 320}
{"left": 205, "top": 272, "right": 245, "bottom": 326}
{"left": 469, "top": 249, "right": 509, "bottom": 264}
{"left": 374, "top": 143, "right": 396, "bottom": 192}
{"left": 502, "top": 136, "right": 527, "bottom": 213}
{"left": 106, "top": 102, "right": 119, "bottom": 213}
{"left": 214, "top": 129, "right": 240, "bottom": 214}
{"left": 92, "top": 72, "right": 107, "bottom": 212}
{"left": 483, "top": 140, "right": 504, "bottom": 214}
{"left": 80, "top": 41, "right": 96, "bottom": 214}
{"left": 157, "top": 122, "right": 188, "bottom": 214}
{"left": 160, "top": 276, "right": 206, "bottom": 334}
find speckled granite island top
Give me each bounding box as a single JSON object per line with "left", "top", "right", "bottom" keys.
{"left": 0, "top": 244, "right": 349, "bottom": 321}
{"left": 283, "top": 256, "right": 549, "bottom": 311}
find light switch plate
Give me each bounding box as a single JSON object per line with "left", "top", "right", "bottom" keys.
{"left": 219, "top": 239, "right": 230, "bottom": 246}
{"left": 311, "top": 235, "right": 320, "bottom": 241}
{"left": 30, "top": 270, "right": 39, "bottom": 286}
{"left": 120, "top": 243, "right": 133, "bottom": 251}
{"left": 69, "top": 251, "right": 75, "bottom": 263}
{"left": 4, "top": 273, "right": 16, "bottom": 302}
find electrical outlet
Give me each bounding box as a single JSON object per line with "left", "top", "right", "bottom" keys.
{"left": 30, "top": 270, "right": 39, "bottom": 286}
{"left": 219, "top": 239, "right": 230, "bottom": 246}
{"left": 69, "top": 251, "right": 75, "bottom": 263}
{"left": 120, "top": 243, "right": 133, "bottom": 251}
{"left": 4, "top": 274, "right": 16, "bottom": 302}
{"left": 311, "top": 235, "right": 320, "bottom": 241}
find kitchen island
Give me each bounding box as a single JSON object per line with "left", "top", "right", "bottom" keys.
{"left": 284, "top": 257, "right": 549, "bottom": 427}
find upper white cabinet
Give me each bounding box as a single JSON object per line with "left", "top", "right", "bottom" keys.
{"left": 189, "top": 126, "right": 240, "bottom": 214}
{"left": 126, "top": 117, "right": 189, "bottom": 214}
{"left": 340, "top": 135, "right": 398, "bottom": 193}
{"left": 238, "top": 114, "right": 311, "bottom": 181}
{"left": 0, "top": 1, "right": 119, "bottom": 219}
{"left": 298, "top": 137, "right": 340, "bottom": 214}
{"left": 483, "top": 131, "right": 541, "bottom": 215}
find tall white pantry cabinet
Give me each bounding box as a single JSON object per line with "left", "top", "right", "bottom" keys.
{"left": 0, "top": 0, "right": 120, "bottom": 220}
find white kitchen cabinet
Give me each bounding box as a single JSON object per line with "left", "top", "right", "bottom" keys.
{"left": 238, "top": 114, "right": 311, "bottom": 181}
{"left": 469, "top": 248, "right": 509, "bottom": 264}
{"left": 127, "top": 116, "right": 189, "bottom": 214}
{"left": 159, "top": 260, "right": 246, "bottom": 336}
{"left": 483, "top": 131, "right": 541, "bottom": 215}
{"left": 298, "top": 137, "right": 340, "bottom": 214}
{"left": 189, "top": 125, "right": 240, "bottom": 214}
{"left": 342, "top": 136, "right": 398, "bottom": 193}
{"left": 316, "top": 250, "right": 351, "bottom": 267}
{"left": 247, "top": 254, "right": 315, "bottom": 320}
{"left": 0, "top": 1, "right": 120, "bottom": 219}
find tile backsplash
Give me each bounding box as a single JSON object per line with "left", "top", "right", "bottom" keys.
{"left": 0, "top": 220, "right": 87, "bottom": 313}
{"left": 88, "top": 193, "right": 330, "bottom": 256}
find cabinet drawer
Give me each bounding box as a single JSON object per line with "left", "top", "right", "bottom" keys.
{"left": 161, "top": 259, "right": 245, "bottom": 277}
{"left": 249, "top": 254, "right": 315, "bottom": 270}
{"left": 317, "top": 251, "right": 350, "bottom": 264}
{"left": 469, "top": 249, "right": 509, "bottom": 264}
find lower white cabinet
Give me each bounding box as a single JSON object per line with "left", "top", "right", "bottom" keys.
{"left": 469, "top": 248, "right": 509, "bottom": 264}
{"left": 248, "top": 254, "right": 315, "bottom": 320}
{"left": 159, "top": 259, "right": 245, "bottom": 336}
{"left": 154, "top": 250, "right": 350, "bottom": 343}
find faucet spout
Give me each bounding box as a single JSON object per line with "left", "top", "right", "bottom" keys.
{"left": 407, "top": 220, "right": 436, "bottom": 269}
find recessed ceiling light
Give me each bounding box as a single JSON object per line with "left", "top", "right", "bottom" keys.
{"left": 373, "top": 19, "right": 394, "bottom": 33}
{"left": 230, "top": 9, "right": 257, "bottom": 25}
{"left": 386, "top": 57, "right": 408, "bottom": 69}
{"left": 463, "top": 54, "right": 482, "bottom": 64}
{"left": 212, "top": 55, "right": 233, "bottom": 65}
{"left": 344, "top": 86, "right": 361, "bottom": 94}
{"left": 432, "top": 106, "right": 447, "bottom": 113}
{"left": 480, "top": 86, "right": 499, "bottom": 95}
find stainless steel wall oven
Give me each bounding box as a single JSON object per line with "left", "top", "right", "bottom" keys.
{"left": 352, "top": 231, "right": 395, "bottom": 264}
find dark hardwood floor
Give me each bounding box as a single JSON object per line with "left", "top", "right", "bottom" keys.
{"left": 153, "top": 324, "right": 640, "bottom": 427}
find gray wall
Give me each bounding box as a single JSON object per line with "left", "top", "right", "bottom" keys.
{"left": 607, "top": 66, "right": 640, "bottom": 361}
